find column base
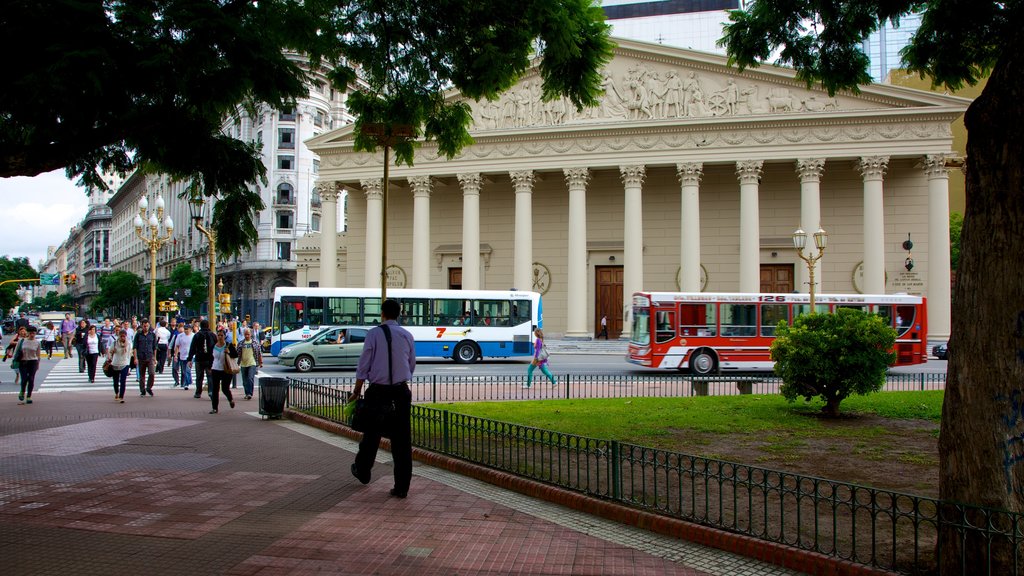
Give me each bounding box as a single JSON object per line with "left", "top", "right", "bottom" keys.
{"left": 562, "top": 332, "right": 593, "bottom": 340}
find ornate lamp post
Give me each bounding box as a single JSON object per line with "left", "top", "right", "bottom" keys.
{"left": 792, "top": 227, "right": 828, "bottom": 312}
{"left": 134, "top": 194, "right": 174, "bottom": 324}
{"left": 188, "top": 196, "right": 217, "bottom": 322}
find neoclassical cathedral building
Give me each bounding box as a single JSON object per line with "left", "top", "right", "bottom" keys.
{"left": 303, "top": 39, "right": 967, "bottom": 342}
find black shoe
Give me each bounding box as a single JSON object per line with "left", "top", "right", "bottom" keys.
{"left": 193, "top": 394, "right": 201, "bottom": 399}
{"left": 229, "top": 400, "right": 235, "bottom": 409}
{"left": 147, "top": 389, "right": 154, "bottom": 397}
{"left": 209, "top": 409, "right": 218, "bottom": 414}
{"left": 389, "top": 488, "right": 407, "bottom": 499}
{"left": 140, "top": 393, "right": 146, "bottom": 397}
{"left": 351, "top": 463, "right": 370, "bottom": 485}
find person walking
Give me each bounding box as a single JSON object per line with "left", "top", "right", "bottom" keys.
{"left": 173, "top": 324, "right": 194, "bottom": 390}
{"left": 107, "top": 329, "right": 132, "bottom": 403}
{"left": 187, "top": 319, "right": 216, "bottom": 399}
{"left": 60, "top": 313, "right": 76, "bottom": 359}
{"left": 133, "top": 319, "right": 157, "bottom": 397}
{"left": 83, "top": 325, "right": 101, "bottom": 383}
{"left": 524, "top": 328, "right": 557, "bottom": 388}
{"left": 16, "top": 326, "right": 41, "bottom": 404}
{"left": 598, "top": 314, "right": 609, "bottom": 339}
{"left": 98, "top": 317, "right": 115, "bottom": 354}
{"left": 41, "top": 322, "right": 57, "bottom": 359}
{"left": 237, "top": 328, "right": 262, "bottom": 400}
{"left": 207, "top": 328, "right": 237, "bottom": 414}
{"left": 74, "top": 319, "right": 89, "bottom": 371}
{"left": 154, "top": 320, "right": 170, "bottom": 374}
{"left": 5, "top": 326, "right": 26, "bottom": 387}
{"left": 14, "top": 312, "right": 29, "bottom": 333}
{"left": 347, "top": 299, "right": 416, "bottom": 498}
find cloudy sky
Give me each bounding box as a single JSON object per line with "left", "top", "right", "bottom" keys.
{"left": 0, "top": 170, "right": 90, "bottom": 268}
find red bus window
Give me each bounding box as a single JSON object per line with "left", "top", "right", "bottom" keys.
{"left": 760, "top": 304, "right": 789, "bottom": 337}
{"left": 655, "top": 311, "right": 675, "bottom": 344}
{"left": 721, "top": 304, "right": 757, "bottom": 337}
{"left": 679, "top": 303, "right": 715, "bottom": 337}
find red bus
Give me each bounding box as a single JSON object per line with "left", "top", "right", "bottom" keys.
{"left": 627, "top": 292, "right": 928, "bottom": 374}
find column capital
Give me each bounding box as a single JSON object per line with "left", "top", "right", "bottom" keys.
{"left": 360, "top": 178, "right": 383, "bottom": 200}
{"left": 921, "top": 154, "right": 951, "bottom": 179}
{"left": 795, "top": 158, "right": 826, "bottom": 183}
{"left": 457, "top": 172, "right": 482, "bottom": 195}
{"left": 735, "top": 160, "right": 763, "bottom": 184}
{"left": 619, "top": 164, "right": 646, "bottom": 186}
{"left": 315, "top": 180, "right": 341, "bottom": 203}
{"left": 676, "top": 162, "right": 703, "bottom": 185}
{"left": 510, "top": 170, "right": 535, "bottom": 192}
{"left": 564, "top": 167, "right": 591, "bottom": 188}
{"left": 857, "top": 156, "right": 889, "bottom": 181}
{"left": 408, "top": 175, "right": 432, "bottom": 197}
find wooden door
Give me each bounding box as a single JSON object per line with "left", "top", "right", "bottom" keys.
{"left": 595, "top": 266, "right": 624, "bottom": 339}
{"left": 448, "top": 268, "right": 462, "bottom": 290}
{"left": 760, "top": 264, "right": 794, "bottom": 293}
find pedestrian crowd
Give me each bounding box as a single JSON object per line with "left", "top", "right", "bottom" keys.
{"left": 4, "top": 314, "right": 263, "bottom": 412}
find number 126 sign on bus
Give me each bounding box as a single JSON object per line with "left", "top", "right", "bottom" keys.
{"left": 627, "top": 291, "right": 927, "bottom": 374}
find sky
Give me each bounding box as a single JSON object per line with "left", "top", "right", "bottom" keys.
{"left": 0, "top": 170, "right": 91, "bottom": 268}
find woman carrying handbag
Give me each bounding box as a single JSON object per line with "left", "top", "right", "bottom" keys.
{"left": 523, "top": 328, "right": 557, "bottom": 388}
{"left": 208, "top": 328, "right": 238, "bottom": 414}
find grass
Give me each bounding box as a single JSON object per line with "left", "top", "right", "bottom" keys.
{"left": 436, "top": 391, "right": 944, "bottom": 448}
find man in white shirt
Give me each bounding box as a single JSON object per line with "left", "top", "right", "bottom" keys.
{"left": 154, "top": 320, "right": 171, "bottom": 374}
{"left": 173, "top": 324, "right": 195, "bottom": 390}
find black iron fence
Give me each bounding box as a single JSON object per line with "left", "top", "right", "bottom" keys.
{"left": 283, "top": 373, "right": 1023, "bottom": 575}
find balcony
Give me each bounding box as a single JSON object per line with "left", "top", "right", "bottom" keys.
{"left": 273, "top": 196, "right": 296, "bottom": 207}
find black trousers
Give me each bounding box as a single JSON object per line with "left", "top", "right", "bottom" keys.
{"left": 354, "top": 383, "right": 412, "bottom": 493}
{"left": 156, "top": 344, "right": 168, "bottom": 373}
{"left": 209, "top": 369, "right": 234, "bottom": 411}
{"left": 194, "top": 360, "right": 212, "bottom": 396}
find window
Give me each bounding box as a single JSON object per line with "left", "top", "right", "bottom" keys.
{"left": 312, "top": 159, "right": 320, "bottom": 174}
{"left": 309, "top": 281, "right": 319, "bottom": 288}
{"left": 895, "top": 305, "right": 916, "bottom": 337}
{"left": 305, "top": 296, "right": 324, "bottom": 326}
{"left": 325, "top": 297, "right": 360, "bottom": 325}
{"left": 278, "top": 128, "right": 295, "bottom": 149}
{"left": 279, "top": 108, "right": 296, "bottom": 121}
{"left": 276, "top": 241, "right": 291, "bottom": 260}
{"left": 278, "top": 155, "right": 294, "bottom": 170}
{"left": 398, "top": 298, "right": 430, "bottom": 326}
{"left": 721, "top": 304, "right": 757, "bottom": 337}
{"left": 311, "top": 214, "right": 320, "bottom": 231}
{"left": 473, "top": 300, "right": 511, "bottom": 326}
{"left": 276, "top": 183, "right": 294, "bottom": 204}
{"left": 433, "top": 299, "right": 468, "bottom": 325}
{"left": 655, "top": 310, "right": 675, "bottom": 344}
{"left": 679, "top": 303, "right": 716, "bottom": 337}
{"left": 511, "top": 300, "right": 532, "bottom": 326}
{"left": 276, "top": 211, "right": 293, "bottom": 230}
{"left": 794, "top": 303, "right": 829, "bottom": 316}
{"left": 760, "top": 304, "right": 789, "bottom": 337}
{"left": 314, "top": 111, "right": 326, "bottom": 127}
{"left": 363, "top": 298, "right": 382, "bottom": 324}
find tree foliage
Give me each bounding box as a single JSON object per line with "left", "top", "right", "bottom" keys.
{"left": 2, "top": 0, "right": 613, "bottom": 257}
{"left": 949, "top": 211, "right": 963, "bottom": 270}
{"left": 771, "top": 309, "right": 896, "bottom": 417}
{"left": 30, "top": 291, "right": 74, "bottom": 314}
{"left": 91, "top": 271, "right": 143, "bottom": 315}
{"left": 165, "top": 263, "right": 208, "bottom": 311}
{"left": 0, "top": 256, "right": 39, "bottom": 312}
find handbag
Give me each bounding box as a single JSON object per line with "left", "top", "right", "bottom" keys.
{"left": 224, "top": 353, "right": 240, "bottom": 375}
{"left": 102, "top": 359, "right": 115, "bottom": 378}
{"left": 347, "top": 397, "right": 371, "bottom": 432}
{"left": 537, "top": 343, "right": 549, "bottom": 362}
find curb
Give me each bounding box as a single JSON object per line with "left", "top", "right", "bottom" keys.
{"left": 285, "top": 408, "right": 897, "bottom": 576}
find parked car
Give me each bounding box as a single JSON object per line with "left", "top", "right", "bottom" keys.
{"left": 933, "top": 341, "right": 949, "bottom": 360}
{"left": 277, "top": 327, "right": 369, "bottom": 372}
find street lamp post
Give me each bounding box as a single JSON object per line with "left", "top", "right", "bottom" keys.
{"left": 188, "top": 196, "right": 217, "bottom": 323}
{"left": 134, "top": 195, "right": 174, "bottom": 324}
{"left": 792, "top": 228, "right": 828, "bottom": 311}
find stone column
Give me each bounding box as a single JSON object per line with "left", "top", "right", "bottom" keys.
{"left": 458, "top": 172, "right": 482, "bottom": 290}
{"left": 361, "top": 178, "right": 383, "bottom": 288}
{"left": 564, "top": 167, "right": 590, "bottom": 338}
{"left": 316, "top": 181, "right": 341, "bottom": 288}
{"left": 620, "top": 165, "right": 645, "bottom": 336}
{"left": 677, "top": 162, "right": 703, "bottom": 292}
{"left": 858, "top": 156, "right": 889, "bottom": 294}
{"left": 736, "top": 160, "right": 764, "bottom": 293}
{"left": 923, "top": 154, "right": 952, "bottom": 341}
{"left": 796, "top": 158, "right": 826, "bottom": 295}
{"left": 510, "top": 170, "right": 535, "bottom": 292}
{"left": 408, "top": 176, "right": 432, "bottom": 289}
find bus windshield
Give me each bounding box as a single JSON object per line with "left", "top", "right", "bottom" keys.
{"left": 631, "top": 307, "right": 650, "bottom": 345}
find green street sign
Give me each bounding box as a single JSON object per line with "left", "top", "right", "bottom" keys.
{"left": 39, "top": 273, "right": 59, "bottom": 286}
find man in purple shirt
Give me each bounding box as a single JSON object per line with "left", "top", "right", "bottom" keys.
{"left": 348, "top": 298, "right": 416, "bottom": 498}
{"left": 60, "top": 314, "right": 76, "bottom": 359}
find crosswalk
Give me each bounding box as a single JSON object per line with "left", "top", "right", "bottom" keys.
{"left": 39, "top": 357, "right": 179, "bottom": 393}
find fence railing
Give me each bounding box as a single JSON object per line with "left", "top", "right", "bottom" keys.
{"left": 287, "top": 372, "right": 947, "bottom": 406}
{"left": 284, "top": 373, "right": 1024, "bottom": 575}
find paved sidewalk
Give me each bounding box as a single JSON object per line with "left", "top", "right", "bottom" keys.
{"left": 0, "top": 391, "right": 801, "bottom": 575}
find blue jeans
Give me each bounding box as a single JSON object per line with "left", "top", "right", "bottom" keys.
{"left": 112, "top": 366, "right": 129, "bottom": 398}
{"left": 177, "top": 359, "right": 192, "bottom": 388}
{"left": 241, "top": 365, "right": 257, "bottom": 397}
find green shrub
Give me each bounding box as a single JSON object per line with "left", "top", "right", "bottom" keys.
{"left": 771, "top": 308, "right": 896, "bottom": 416}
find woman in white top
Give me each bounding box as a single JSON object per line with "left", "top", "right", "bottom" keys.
{"left": 107, "top": 329, "right": 133, "bottom": 403}
{"left": 84, "top": 325, "right": 101, "bottom": 383}
{"left": 41, "top": 322, "right": 57, "bottom": 359}
{"left": 208, "top": 328, "right": 238, "bottom": 414}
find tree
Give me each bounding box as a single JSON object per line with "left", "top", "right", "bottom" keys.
{"left": 0, "top": 256, "right": 39, "bottom": 313}
{"left": 30, "top": 291, "right": 74, "bottom": 313}
{"left": 166, "top": 263, "right": 208, "bottom": 312}
{"left": 719, "top": 2, "right": 1020, "bottom": 571}
{"left": 770, "top": 308, "right": 895, "bottom": 417}
{"left": 91, "top": 271, "right": 143, "bottom": 317}
{"left": 2, "top": 0, "right": 612, "bottom": 257}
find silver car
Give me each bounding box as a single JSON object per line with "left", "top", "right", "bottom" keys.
{"left": 277, "top": 327, "right": 368, "bottom": 372}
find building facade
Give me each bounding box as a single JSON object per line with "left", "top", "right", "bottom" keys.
{"left": 307, "top": 40, "right": 967, "bottom": 342}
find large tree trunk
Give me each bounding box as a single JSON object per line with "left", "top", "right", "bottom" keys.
{"left": 938, "top": 27, "right": 1024, "bottom": 574}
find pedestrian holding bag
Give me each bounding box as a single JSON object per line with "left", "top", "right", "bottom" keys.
{"left": 224, "top": 346, "right": 240, "bottom": 375}
{"left": 102, "top": 358, "right": 115, "bottom": 378}
{"left": 347, "top": 325, "right": 397, "bottom": 434}
{"left": 536, "top": 342, "right": 549, "bottom": 362}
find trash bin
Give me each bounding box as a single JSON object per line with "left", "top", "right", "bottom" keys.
{"left": 259, "top": 377, "right": 289, "bottom": 419}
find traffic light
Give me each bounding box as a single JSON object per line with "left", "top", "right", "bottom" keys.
{"left": 69, "top": 274, "right": 77, "bottom": 285}
{"left": 219, "top": 293, "right": 232, "bottom": 314}
{"left": 244, "top": 314, "right": 251, "bottom": 323}
{"left": 61, "top": 273, "right": 68, "bottom": 284}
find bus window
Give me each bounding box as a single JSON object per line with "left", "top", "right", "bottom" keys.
{"left": 474, "top": 300, "right": 510, "bottom": 326}
{"left": 399, "top": 298, "right": 430, "bottom": 326}
{"left": 363, "top": 298, "right": 381, "bottom": 324}
{"left": 836, "top": 304, "right": 868, "bottom": 312}
{"left": 655, "top": 311, "right": 675, "bottom": 344}
{"left": 511, "top": 300, "right": 532, "bottom": 326}
{"left": 875, "top": 305, "right": 894, "bottom": 327}
{"left": 271, "top": 301, "right": 282, "bottom": 335}
{"left": 721, "top": 304, "right": 756, "bottom": 337}
{"left": 679, "top": 303, "right": 715, "bottom": 337}
{"left": 432, "top": 298, "right": 462, "bottom": 325}
{"left": 325, "top": 297, "right": 361, "bottom": 325}
{"left": 631, "top": 307, "right": 650, "bottom": 345}
{"left": 281, "top": 297, "right": 305, "bottom": 332}
{"left": 895, "top": 305, "right": 915, "bottom": 337}
{"left": 306, "top": 297, "right": 324, "bottom": 326}
{"left": 760, "top": 304, "right": 789, "bottom": 337}
{"left": 793, "top": 303, "right": 829, "bottom": 316}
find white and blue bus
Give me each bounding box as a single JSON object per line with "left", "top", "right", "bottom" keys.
{"left": 269, "top": 287, "right": 543, "bottom": 363}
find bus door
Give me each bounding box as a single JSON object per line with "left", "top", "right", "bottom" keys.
{"left": 893, "top": 303, "right": 922, "bottom": 365}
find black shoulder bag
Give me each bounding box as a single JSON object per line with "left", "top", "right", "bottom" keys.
{"left": 350, "top": 325, "right": 396, "bottom": 434}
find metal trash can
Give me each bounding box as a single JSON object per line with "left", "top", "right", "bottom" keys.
{"left": 259, "top": 377, "right": 289, "bottom": 419}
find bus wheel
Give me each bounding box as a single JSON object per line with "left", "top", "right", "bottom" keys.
{"left": 295, "top": 355, "right": 314, "bottom": 373}
{"left": 689, "top": 350, "right": 717, "bottom": 375}
{"left": 453, "top": 342, "right": 480, "bottom": 364}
